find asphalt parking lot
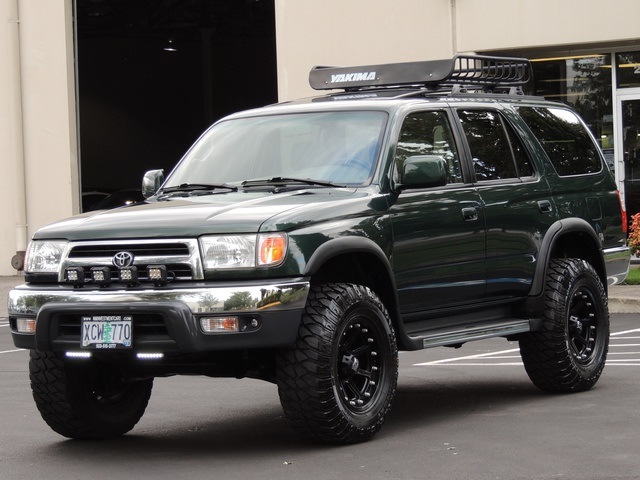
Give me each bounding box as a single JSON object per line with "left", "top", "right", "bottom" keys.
{"left": 1, "top": 312, "right": 639, "bottom": 480}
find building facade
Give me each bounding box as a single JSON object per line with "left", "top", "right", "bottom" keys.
{"left": 1, "top": 0, "right": 639, "bottom": 275}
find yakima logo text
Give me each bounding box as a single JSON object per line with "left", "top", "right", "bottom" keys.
{"left": 330, "top": 72, "right": 376, "bottom": 83}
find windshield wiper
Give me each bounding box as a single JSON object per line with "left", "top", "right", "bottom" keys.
{"left": 241, "top": 177, "right": 346, "bottom": 188}
{"left": 160, "top": 183, "right": 238, "bottom": 194}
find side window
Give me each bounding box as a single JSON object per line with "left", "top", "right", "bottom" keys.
{"left": 516, "top": 106, "right": 602, "bottom": 176}
{"left": 394, "top": 111, "right": 462, "bottom": 184}
{"left": 457, "top": 109, "right": 534, "bottom": 181}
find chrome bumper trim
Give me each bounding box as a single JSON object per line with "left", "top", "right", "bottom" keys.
{"left": 603, "top": 245, "right": 631, "bottom": 286}
{"left": 8, "top": 280, "right": 310, "bottom": 316}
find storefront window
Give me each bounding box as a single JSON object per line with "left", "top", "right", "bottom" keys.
{"left": 616, "top": 52, "right": 640, "bottom": 88}
{"left": 530, "top": 55, "right": 613, "bottom": 157}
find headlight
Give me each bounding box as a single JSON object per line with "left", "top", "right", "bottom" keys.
{"left": 25, "top": 240, "right": 68, "bottom": 273}
{"left": 200, "top": 233, "right": 287, "bottom": 270}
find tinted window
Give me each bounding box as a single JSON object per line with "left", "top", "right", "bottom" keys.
{"left": 457, "top": 110, "right": 530, "bottom": 181}
{"left": 394, "top": 111, "right": 462, "bottom": 184}
{"left": 517, "top": 106, "right": 602, "bottom": 176}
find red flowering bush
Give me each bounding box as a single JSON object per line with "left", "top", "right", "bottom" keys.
{"left": 628, "top": 212, "right": 640, "bottom": 256}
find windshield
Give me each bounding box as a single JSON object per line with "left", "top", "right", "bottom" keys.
{"left": 164, "top": 111, "right": 388, "bottom": 188}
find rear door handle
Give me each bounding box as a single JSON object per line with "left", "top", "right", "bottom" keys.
{"left": 462, "top": 207, "right": 478, "bottom": 221}
{"left": 538, "top": 200, "right": 553, "bottom": 213}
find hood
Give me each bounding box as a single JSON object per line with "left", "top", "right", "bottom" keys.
{"left": 34, "top": 189, "right": 360, "bottom": 241}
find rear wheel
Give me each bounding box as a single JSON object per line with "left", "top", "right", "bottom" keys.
{"left": 276, "top": 283, "right": 398, "bottom": 443}
{"left": 29, "top": 350, "right": 153, "bottom": 439}
{"left": 519, "top": 258, "right": 609, "bottom": 392}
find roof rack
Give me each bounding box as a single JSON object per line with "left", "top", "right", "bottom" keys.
{"left": 309, "top": 54, "right": 532, "bottom": 91}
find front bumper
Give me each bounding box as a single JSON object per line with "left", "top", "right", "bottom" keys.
{"left": 603, "top": 245, "right": 631, "bottom": 286}
{"left": 8, "top": 279, "right": 310, "bottom": 352}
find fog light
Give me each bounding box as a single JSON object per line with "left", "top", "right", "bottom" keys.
{"left": 90, "top": 266, "right": 111, "bottom": 286}
{"left": 201, "top": 316, "right": 239, "bottom": 333}
{"left": 65, "top": 351, "right": 92, "bottom": 359}
{"left": 119, "top": 266, "right": 139, "bottom": 286}
{"left": 65, "top": 267, "right": 85, "bottom": 286}
{"left": 147, "top": 265, "right": 168, "bottom": 285}
{"left": 136, "top": 352, "right": 164, "bottom": 360}
{"left": 16, "top": 318, "right": 36, "bottom": 334}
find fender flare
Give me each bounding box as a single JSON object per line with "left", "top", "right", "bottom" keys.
{"left": 531, "top": 218, "right": 605, "bottom": 296}
{"left": 304, "top": 236, "right": 393, "bottom": 277}
{"left": 303, "top": 237, "right": 416, "bottom": 349}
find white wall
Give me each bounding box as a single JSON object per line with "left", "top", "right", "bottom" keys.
{"left": 455, "top": 0, "right": 640, "bottom": 53}
{"left": 275, "top": 0, "right": 640, "bottom": 101}
{"left": 0, "top": 0, "right": 78, "bottom": 275}
{"left": 275, "top": 0, "right": 455, "bottom": 101}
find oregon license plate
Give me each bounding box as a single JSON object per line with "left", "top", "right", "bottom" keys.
{"left": 81, "top": 315, "right": 132, "bottom": 349}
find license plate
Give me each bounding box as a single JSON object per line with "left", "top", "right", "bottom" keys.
{"left": 81, "top": 315, "right": 132, "bottom": 349}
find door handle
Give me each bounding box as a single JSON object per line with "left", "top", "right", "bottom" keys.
{"left": 538, "top": 200, "right": 553, "bottom": 214}
{"left": 462, "top": 207, "right": 478, "bottom": 221}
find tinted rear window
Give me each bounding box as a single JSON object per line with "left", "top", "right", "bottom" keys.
{"left": 516, "top": 106, "right": 602, "bottom": 176}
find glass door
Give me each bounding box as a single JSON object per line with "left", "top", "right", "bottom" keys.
{"left": 616, "top": 92, "right": 640, "bottom": 217}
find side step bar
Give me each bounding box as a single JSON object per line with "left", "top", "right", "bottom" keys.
{"left": 408, "top": 319, "right": 532, "bottom": 349}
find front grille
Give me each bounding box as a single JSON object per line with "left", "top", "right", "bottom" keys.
{"left": 68, "top": 243, "right": 190, "bottom": 258}
{"left": 60, "top": 239, "right": 203, "bottom": 283}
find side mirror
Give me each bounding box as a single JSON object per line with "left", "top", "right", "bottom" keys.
{"left": 398, "top": 155, "right": 448, "bottom": 190}
{"left": 142, "top": 169, "right": 164, "bottom": 198}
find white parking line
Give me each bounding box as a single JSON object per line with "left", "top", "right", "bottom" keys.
{"left": 414, "top": 328, "right": 640, "bottom": 367}
{"left": 0, "top": 349, "right": 24, "bottom": 354}
{"left": 414, "top": 348, "right": 520, "bottom": 366}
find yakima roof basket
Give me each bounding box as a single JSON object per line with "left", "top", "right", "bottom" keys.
{"left": 309, "top": 54, "right": 532, "bottom": 91}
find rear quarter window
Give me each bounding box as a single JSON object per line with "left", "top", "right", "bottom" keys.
{"left": 516, "top": 106, "right": 602, "bottom": 176}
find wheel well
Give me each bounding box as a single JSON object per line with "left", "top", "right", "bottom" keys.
{"left": 311, "top": 252, "right": 400, "bottom": 335}
{"left": 549, "top": 231, "right": 607, "bottom": 290}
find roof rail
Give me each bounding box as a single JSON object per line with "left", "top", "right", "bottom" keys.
{"left": 309, "top": 54, "right": 532, "bottom": 91}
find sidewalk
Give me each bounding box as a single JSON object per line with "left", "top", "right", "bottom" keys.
{"left": 2, "top": 275, "right": 640, "bottom": 319}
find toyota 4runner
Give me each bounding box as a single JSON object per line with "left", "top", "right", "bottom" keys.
{"left": 8, "top": 55, "right": 630, "bottom": 443}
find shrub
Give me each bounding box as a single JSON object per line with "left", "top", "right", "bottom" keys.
{"left": 628, "top": 212, "right": 640, "bottom": 256}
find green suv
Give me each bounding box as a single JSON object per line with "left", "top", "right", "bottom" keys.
{"left": 9, "top": 55, "right": 630, "bottom": 443}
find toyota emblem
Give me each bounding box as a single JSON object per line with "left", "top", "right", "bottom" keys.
{"left": 113, "top": 251, "right": 135, "bottom": 268}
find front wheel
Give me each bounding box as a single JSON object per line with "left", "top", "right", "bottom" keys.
{"left": 519, "top": 258, "right": 609, "bottom": 392}
{"left": 29, "top": 350, "right": 153, "bottom": 439}
{"left": 276, "top": 283, "right": 398, "bottom": 443}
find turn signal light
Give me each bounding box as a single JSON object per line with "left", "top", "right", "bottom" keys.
{"left": 258, "top": 234, "right": 287, "bottom": 266}
{"left": 201, "top": 316, "right": 239, "bottom": 333}
{"left": 16, "top": 318, "right": 36, "bottom": 334}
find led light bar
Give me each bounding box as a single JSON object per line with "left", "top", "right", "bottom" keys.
{"left": 136, "top": 353, "right": 164, "bottom": 360}
{"left": 119, "top": 266, "right": 139, "bottom": 286}
{"left": 90, "top": 266, "right": 111, "bottom": 286}
{"left": 65, "top": 266, "right": 85, "bottom": 286}
{"left": 147, "top": 265, "right": 168, "bottom": 286}
{"left": 65, "top": 351, "right": 92, "bottom": 359}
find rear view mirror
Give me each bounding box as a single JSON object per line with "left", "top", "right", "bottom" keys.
{"left": 142, "top": 169, "right": 164, "bottom": 198}
{"left": 398, "top": 155, "right": 448, "bottom": 189}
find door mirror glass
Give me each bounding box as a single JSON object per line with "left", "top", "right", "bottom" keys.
{"left": 142, "top": 169, "right": 164, "bottom": 198}
{"left": 399, "top": 155, "right": 448, "bottom": 189}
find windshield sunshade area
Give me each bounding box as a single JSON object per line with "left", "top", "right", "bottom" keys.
{"left": 164, "top": 111, "right": 388, "bottom": 189}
